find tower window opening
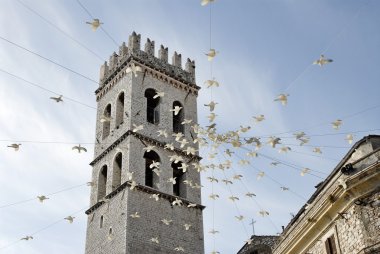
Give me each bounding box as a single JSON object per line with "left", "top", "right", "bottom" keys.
{"left": 112, "top": 153, "right": 122, "bottom": 190}
{"left": 100, "top": 215, "right": 104, "bottom": 228}
{"left": 172, "top": 161, "right": 185, "bottom": 197}
{"left": 173, "top": 101, "right": 184, "bottom": 134}
{"left": 97, "top": 165, "right": 108, "bottom": 201}
{"left": 325, "top": 235, "right": 338, "bottom": 254}
{"left": 102, "top": 104, "right": 112, "bottom": 139}
{"left": 144, "top": 150, "right": 160, "bottom": 188}
{"left": 144, "top": 89, "right": 160, "bottom": 124}
{"left": 115, "top": 92, "right": 124, "bottom": 127}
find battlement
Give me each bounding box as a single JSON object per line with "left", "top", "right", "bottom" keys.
{"left": 99, "top": 32, "right": 196, "bottom": 87}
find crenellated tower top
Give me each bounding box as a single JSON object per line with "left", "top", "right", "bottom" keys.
{"left": 98, "top": 32, "right": 196, "bottom": 90}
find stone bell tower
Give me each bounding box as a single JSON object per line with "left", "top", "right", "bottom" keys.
{"left": 84, "top": 32, "right": 204, "bottom": 253}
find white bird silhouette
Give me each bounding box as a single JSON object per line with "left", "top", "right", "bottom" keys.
{"left": 313, "top": 54, "right": 333, "bottom": 66}
{"left": 152, "top": 168, "right": 161, "bottom": 176}
{"left": 228, "top": 196, "right": 239, "bottom": 202}
{"left": 168, "top": 177, "right": 177, "bottom": 185}
{"left": 247, "top": 151, "right": 258, "bottom": 158}
{"left": 184, "top": 223, "right": 192, "bottom": 230}
{"left": 245, "top": 192, "right": 256, "bottom": 198}
{"left": 270, "top": 162, "right": 280, "bottom": 166}
{"left": 345, "top": 134, "right": 354, "bottom": 144}
{"left": 301, "top": 168, "right": 311, "bottom": 176}
{"left": 172, "top": 198, "right": 183, "bottom": 206}
{"left": 178, "top": 163, "right": 189, "bottom": 173}
{"left": 235, "top": 215, "right": 244, "bottom": 221}
{"left": 253, "top": 114, "right": 265, "bottom": 122}
{"left": 37, "top": 195, "right": 49, "bottom": 203}
{"left": 161, "top": 218, "right": 172, "bottom": 225}
{"left": 157, "top": 129, "right": 168, "bottom": 138}
{"left": 150, "top": 194, "right": 160, "bottom": 201}
{"left": 204, "top": 79, "right": 219, "bottom": 88}
{"left": 187, "top": 203, "right": 197, "bottom": 208}
{"left": 185, "top": 146, "right": 197, "bottom": 155}
{"left": 21, "top": 236, "right": 33, "bottom": 241}
{"left": 153, "top": 91, "right": 164, "bottom": 99}
{"left": 209, "top": 194, "right": 219, "bottom": 200}
{"left": 7, "top": 143, "right": 21, "bottom": 151}
{"left": 181, "top": 119, "right": 193, "bottom": 125}
{"left": 173, "top": 132, "right": 184, "bottom": 141}
{"left": 130, "top": 212, "right": 140, "bottom": 219}
{"left": 174, "top": 246, "right": 185, "bottom": 252}
{"left": 209, "top": 229, "right": 219, "bottom": 234}
{"left": 126, "top": 63, "right": 143, "bottom": 77}
{"left": 267, "top": 136, "right": 282, "bottom": 148}
{"left": 50, "top": 95, "right": 63, "bottom": 103}
{"left": 64, "top": 216, "right": 75, "bottom": 223}
{"left": 178, "top": 139, "right": 189, "bottom": 148}
{"left": 201, "top": 0, "right": 215, "bottom": 6}
{"left": 151, "top": 236, "right": 159, "bottom": 244}
{"left": 279, "top": 146, "right": 291, "bottom": 153}
{"left": 129, "top": 180, "right": 137, "bottom": 190}
{"left": 280, "top": 186, "right": 289, "bottom": 191}
{"left": 204, "top": 101, "right": 218, "bottom": 112}
{"left": 149, "top": 161, "right": 160, "bottom": 169}
{"left": 164, "top": 143, "right": 174, "bottom": 150}
{"left": 208, "top": 113, "right": 217, "bottom": 122}
{"left": 222, "top": 179, "right": 233, "bottom": 185}
{"left": 86, "top": 18, "right": 103, "bottom": 31}
{"left": 331, "top": 119, "right": 342, "bottom": 130}
{"left": 258, "top": 210, "right": 269, "bottom": 217}
{"left": 72, "top": 144, "right": 87, "bottom": 153}
{"left": 100, "top": 115, "right": 112, "bottom": 123}
{"left": 132, "top": 124, "right": 143, "bottom": 132}
{"left": 274, "top": 94, "right": 289, "bottom": 105}
{"left": 170, "top": 106, "right": 183, "bottom": 116}
{"left": 313, "top": 147, "right": 322, "bottom": 154}
{"left": 205, "top": 48, "right": 219, "bottom": 61}
{"left": 257, "top": 171, "right": 265, "bottom": 180}
{"left": 126, "top": 171, "right": 134, "bottom": 180}
{"left": 233, "top": 174, "right": 243, "bottom": 180}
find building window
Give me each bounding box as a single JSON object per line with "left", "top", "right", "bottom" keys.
{"left": 115, "top": 92, "right": 124, "bottom": 127}
{"left": 100, "top": 215, "right": 104, "bottom": 228}
{"left": 144, "top": 150, "right": 160, "bottom": 188}
{"left": 112, "top": 153, "right": 122, "bottom": 191}
{"left": 102, "top": 104, "right": 111, "bottom": 139}
{"left": 325, "top": 235, "right": 338, "bottom": 254}
{"left": 173, "top": 101, "right": 184, "bottom": 134}
{"left": 172, "top": 162, "right": 185, "bottom": 197}
{"left": 97, "top": 165, "right": 108, "bottom": 201}
{"left": 144, "top": 89, "right": 160, "bottom": 124}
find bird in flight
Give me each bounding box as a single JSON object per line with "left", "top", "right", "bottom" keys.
{"left": 37, "top": 195, "right": 49, "bottom": 203}
{"left": 258, "top": 210, "right": 270, "bottom": 217}
{"left": 132, "top": 124, "right": 143, "bottom": 132}
{"left": 130, "top": 212, "right": 140, "bottom": 219}
{"left": 313, "top": 54, "right": 333, "bottom": 66}
{"left": 7, "top": 143, "right": 21, "bottom": 151}
{"left": 245, "top": 192, "right": 256, "bottom": 198}
{"left": 301, "top": 168, "right": 311, "bottom": 176}
{"left": 168, "top": 177, "right": 177, "bottom": 185}
{"left": 201, "top": 0, "right": 215, "bottom": 6}
{"left": 21, "top": 236, "right": 33, "bottom": 241}
{"left": 50, "top": 95, "right": 63, "bottom": 103}
{"left": 279, "top": 146, "right": 291, "bottom": 153}
{"left": 235, "top": 215, "right": 244, "bottom": 221}
{"left": 331, "top": 119, "right": 342, "bottom": 130}
{"left": 280, "top": 186, "right": 289, "bottom": 191}
{"left": 252, "top": 114, "right": 265, "bottom": 123}
{"left": 126, "top": 63, "right": 143, "bottom": 77}
{"left": 184, "top": 223, "right": 192, "bottom": 230}
{"left": 149, "top": 161, "right": 160, "bottom": 169}
{"left": 172, "top": 198, "right": 183, "bottom": 206}
{"left": 204, "top": 79, "right": 219, "bottom": 88}
{"left": 170, "top": 106, "right": 183, "bottom": 116}
{"left": 228, "top": 196, "right": 239, "bottom": 202}
{"left": 204, "top": 101, "right": 218, "bottom": 112}
{"left": 151, "top": 237, "right": 159, "bottom": 244}
{"left": 174, "top": 246, "right": 185, "bottom": 252}
{"left": 86, "top": 19, "right": 103, "bottom": 31}
{"left": 257, "top": 171, "right": 265, "bottom": 180}
{"left": 150, "top": 194, "right": 160, "bottom": 201}
{"left": 274, "top": 94, "right": 289, "bottom": 105}
{"left": 267, "top": 136, "right": 281, "bottom": 148}
{"left": 161, "top": 218, "right": 173, "bottom": 225}
{"left": 187, "top": 203, "right": 197, "bottom": 208}
{"left": 313, "top": 147, "right": 322, "bottom": 154}
{"left": 100, "top": 115, "right": 112, "bottom": 123}
{"left": 345, "top": 134, "right": 354, "bottom": 144}
{"left": 72, "top": 144, "right": 87, "bottom": 153}
{"left": 205, "top": 48, "right": 219, "bottom": 61}
{"left": 157, "top": 129, "right": 168, "bottom": 138}
{"left": 209, "top": 229, "right": 219, "bottom": 234}
{"left": 143, "top": 145, "right": 156, "bottom": 152}
{"left": 64, "top": 216, "right": 75, "bottom": 223}
{"left": 153, "top": 91, "right": 164, "bottom": 99}
{"left": 181, "top": 119, "right": 193, "bottom": 125}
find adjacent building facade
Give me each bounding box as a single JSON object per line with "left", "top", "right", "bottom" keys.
{"left": 238, "top": 135, "right": 380, "bottom": 254}
{"left": 84, "top": 32, "right": 204, "bottom": 253}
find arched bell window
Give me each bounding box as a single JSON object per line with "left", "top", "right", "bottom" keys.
{"left": 102, "top": 104, "right": 111, "bottom": 139}
{"left": 144, "top": 89, "right": 160, "bottom": 124}
{"left": 112, "top": 153, "right": 122, "bottom": 190}
{"left": 172, "top": 161, "right": 185, "bottom": 197}
{"left": 144, "top": 150, "right": 160, "bottom": 188}
{"left": 115, "top": 92, "right": 124, "bottom": 127}
{"left": 173, "top": 101, "right": 184, "bottom": 134}
{"left": 97, "top": 165, "right": 108, "bottom": 201}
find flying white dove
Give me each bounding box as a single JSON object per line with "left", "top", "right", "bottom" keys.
{"left": 184, "top": 223, "right": 192, "bottom": 230}
{"left": 150, "top": 193, "right": 160, "bottom": 201}
{"left": 201, "top": 0, "right": 215, "bottom": 6}
{"left": 245, "top": 192, "right": 256, "bottom": 198}
{"left": 301, "top": 168, "right": 310, "bottom": 176}
{"left": 132, "top": 124, "right": 143, "bottom": 132}
{"left": 168, "top": 177, "right": 177, "bottom": 185}
{"left": 126, "top": 63, "right": 143, "bottom": 77}
{"left": 72, "top": 144, "right": 87, "bottom": 153}
{"left": 149, "top": 161, "right": 160, "bottom": 169}
{"left": 143, "top": 145, "right": 155, "bottom": 152}
{"left": 181, "top": 119, "right": 193, "bottom": 125}
{"left": 37, "top": 195, "right": 49, "bottom": 203}
{"left": 258, "top": 210, "right": 269, "bottom": 217}
{"left": 152, "top": 168, "right": 161, "bottom": 176}
{"left": 313, "top": 54, "right": 333, "bottom": 66}
{"left": 164, "top": 143, "right": 174, "bottom": 150}
{"left": 170, "top": 106, "right": 183, "bottom": 116}
{"left": 331, "top": 119, "right": 342, "bottom": 130}
{"left": 50, "top": 95, "right": 63, "bottom": 103}
{"left": 153, "top": 91, "right": 164, "bottom": 99}
{"left": 161, "top": 218, "right": 172, "bottom": 225}
{"left": 313, "top": 147, "right": 322, "bottom": 154}
{"left": 86, "top": 18, "right": 103, "bottom": 31}
{"left": 21, "top": 236, "right": 33, "bottom": 241}
{"left": 280, "top": 186, "right": 289, "bottom": 191}
{"left": 345, "top": 134, "right": 354, "bottom": 144}
{"left": 205, "top": 48, "right": 218, "bottom": 61}
{"left": 257, "top": 171, "right": 265, "bottom": 180}
{"left": 274, "top": 94, "right": 289, "bottom": 106}
{"left": 130, "top": 212, "right": 140, "bottom": 219}
{"left": 64, "top": 216, "right": 75, "bottom": 223}
{"left": 172, "top": 198, "right": 183, "bottom": 206}
{"left": 157, "top": 129, "right": 168, "bottom": 138}
{"left": 7, "top": 143, "right": 21, "bottom": 151}
{"left": 204, "top": 101, "right": 218, "bottom": 112}
{"left": 228, "top": 196, "right": 239, "bottom": 202}
{"left": 253, "top": 114, "right": 265, "bottom": 123}
{"left": 100, "top": 115, "right": 112, "bottom": 123}
{"left": 151, "top": 237, "right": 159, "bottom": 244}
{"left": 174, "top": 246, "right": 185, "bottom": 252}
{"left": 235, "top": 215, "right": 244, "bottom": 221}
{"left": 279, "top": 146, "right": 291, "bottom": 153}
{"left": 267, "top": 136, "right": 281, "bottom": 148}
{"left": 204, "top": 79, "right": 219, "bottom": 88}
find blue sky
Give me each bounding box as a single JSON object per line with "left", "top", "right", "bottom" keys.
{"left": 0, "top": 0, "right": 379, "bottom": 253}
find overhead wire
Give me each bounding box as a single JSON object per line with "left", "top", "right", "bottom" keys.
{"left": 0, "top": 35, "right": 98, "bottom": 84}
{"left": 15, "top": 0, "right": 105, "bottom": 62}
